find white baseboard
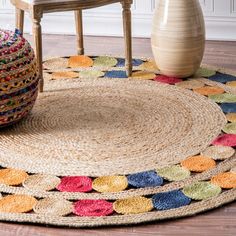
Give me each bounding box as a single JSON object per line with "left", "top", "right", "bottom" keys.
{"left": 0, "top": 11, "right": 236, "bottom": 41}
{"left": 204, "top": 17, "right": 236, "bottom": 41}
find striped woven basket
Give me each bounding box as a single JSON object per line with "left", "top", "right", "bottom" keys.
{"left": 0, "top": 29, "right": 39, "bottom": 127}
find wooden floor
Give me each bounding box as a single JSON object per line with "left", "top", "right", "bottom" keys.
{"left": 0, "top": 35, "right": 236, "bottom": 236}
{"left": 24, "top": 34, "right": 236, "bottom": 70}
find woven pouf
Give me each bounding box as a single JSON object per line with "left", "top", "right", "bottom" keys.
{"left": 0, "top": 29, "right": 39, "bottom": 127}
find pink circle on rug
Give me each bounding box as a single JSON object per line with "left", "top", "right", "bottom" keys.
{"left": 154, "top": 75, "right": 182, "bottom": 84}
{"left": 56, "top": 176, "right": 92, "bottom": 192}
{"left": 212, "top": 134, "right": 236, "bottom": 147}
{"left": 73, "top": 199, "right": 113, "bottom": 217}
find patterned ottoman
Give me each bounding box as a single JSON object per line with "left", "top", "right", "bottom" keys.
{"left": 0, "top": 29, "right": 39, "bottom": 127}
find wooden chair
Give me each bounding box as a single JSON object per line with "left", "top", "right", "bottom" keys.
{"left": 10, "top": 0, "right": 133, "bottom": 92}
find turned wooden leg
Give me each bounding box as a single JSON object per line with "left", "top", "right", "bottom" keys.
{"left": 75, "top": 10, "right": 84, "bottom": 55}
{"left": 15, "top": 8, "right": 24, "bottom": 34}
{"left": 32, "top": 12, "right": 44, "bottom": 92}
{"left": 122, "top": 1, "right": 132, "bottom": 77}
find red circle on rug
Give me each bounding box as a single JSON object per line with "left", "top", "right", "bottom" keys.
{"left": 73, "top": 199, "right": 113, "bottom": 217}
{"left": 56, "top": 176, "right": 92, "bottom": 192}
{"left": 212, "top": 134, "right": 236, "bottom": 147}
{"left": 154, "top": 75, "right": 182, "bottom": 84}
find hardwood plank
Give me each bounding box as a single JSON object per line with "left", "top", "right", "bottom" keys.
{"left": 24, "top": 34, "right": 236, "bottom": 70}
{"left": 0, "top": 35, "right": 235, "bottom": 236}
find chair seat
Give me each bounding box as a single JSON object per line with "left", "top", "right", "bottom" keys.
{"left": 22, "top": 0, "right": 119, "bottom": 5}
{"left": 22, "top": 0, "right": 89, "bottom": 4}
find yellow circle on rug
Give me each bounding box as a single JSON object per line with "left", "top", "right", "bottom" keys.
{"left": 0, "top": 195, "right": 37, "bottom": 213}
{"left": 68, "top": 55, "right": 93, "bottom": 68}
{"left": 0, "top": 168, "right": 28, "bottom": 186}
{"left": 226, "top": 113, "right": 236, "bottom": 123}
{"left": 92, "top": 176, "right": 128, "bottom": 193}
{"left": 181, "top": 155, "right": 216, "bottom": 172}
{"left": 226, "top": 81, "right": 236, "bottom": 87}
{"left": 113, "top": 197, "right": 153, "bottom": 214}
{"left": 193, "top": 86, "right": 225, "bottom": 96}
{"left": 51, "top": 71, "right": 79, "bottom": 80}
{"left": 211, "top": 172, "right": 236, "bottom": 189}
{"left": 130, "top": 71, "right": 156, "bottom": 80}
{"left": 140, "top": 60, "right": 159, "bottom": 71}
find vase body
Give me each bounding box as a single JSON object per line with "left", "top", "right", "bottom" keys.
{"left": 151, "top": 0, "right": 205, "bottom": 78}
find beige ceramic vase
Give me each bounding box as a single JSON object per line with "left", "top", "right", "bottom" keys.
{"left": 151, "top": 0, "right": 205, "bottom": 78}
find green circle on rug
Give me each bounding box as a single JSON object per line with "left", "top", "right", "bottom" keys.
{"left": 79, "top": 70, "right": 104, "bottom": 79}
{"left": 93, "top": 56, "right": 118, "bottom": 67}
{"left": 182, "top": 181, "right": 222, "bottom": 200}
{"left": 223, "top": 123, "right": 236, "bottom": 134}
{"left": 194, "top": 68, "right": 216, "bottom": 77}
{"left": 209, "top": 93, "right": 236, "bottom": 103}
{"left": 157, "top": 165, "right": 191, "bottom": 181}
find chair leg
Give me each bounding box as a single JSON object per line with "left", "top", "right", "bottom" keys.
{"left": 32, "top": 13, "right": 44, "bottom": 92}
{"left": 75, "top": 10, "right": 84, "bottom": 55}
{"left": 122, "top": 1, "right": 132, "bottom": 77}
{"left": 15, "top": 8, "right": 24, "bottom": 34}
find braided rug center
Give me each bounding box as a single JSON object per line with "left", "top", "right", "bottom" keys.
{"left": 0, "top": 79, "right": 226, "bottom": 176}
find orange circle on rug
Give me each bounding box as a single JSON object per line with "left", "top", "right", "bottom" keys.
{"left": 51, "top": 71, "right": 79, "bottom": 79}
{"left": 68, "top": 55, "right": 93, "bottom": 68}
{"left": 0, "top": 195, "right": 37, "bottom": 213}
{"left": 193, "top": 86, "right": 225, "bottom": 96}
{"left": 181, "top": 155, "right": 216, "bottom": 172}
{"left": 0, "top": 168, "right": 28, "bottom": 186}
{"left": 211, "top": 172, "right": 236, "bottom": 189}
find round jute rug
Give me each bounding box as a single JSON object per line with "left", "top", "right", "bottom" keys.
{"left": 0, "top": 55, "right": 235, "bottom": 227}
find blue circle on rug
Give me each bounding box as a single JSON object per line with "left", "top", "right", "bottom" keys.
{"left": 152, "top": 190, "right": 191, "bottom": 211}
{"left": 116, "top": 58, "right": 144, "bottom": 67}
{"left": 127, "top": 170, "right": 163, "bottom": 188}
{"left": 220, "top": 103, "right": 236, "bottom": 113}
{"left": 104, "top": 70, "right": 128, "bottom": 78}
{"left": 208, "top": 73, "right": 236, "bottom": 83}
